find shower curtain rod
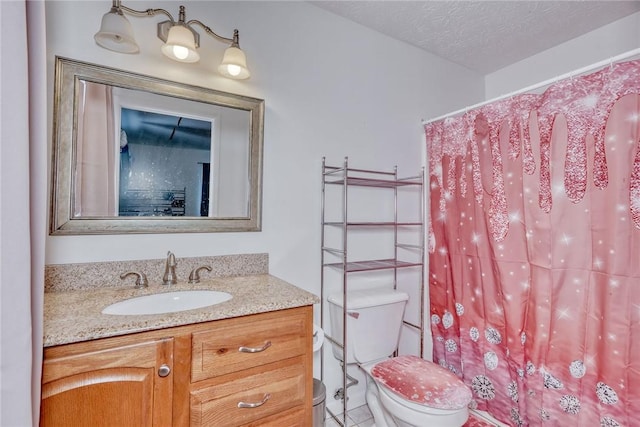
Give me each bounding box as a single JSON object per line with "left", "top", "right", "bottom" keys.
{"left": 421, "top": 47, "right": 640, "bottom": 125}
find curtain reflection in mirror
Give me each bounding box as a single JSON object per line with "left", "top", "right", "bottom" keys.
{"left": 74, "top": 81, "right": 116, "bottom": 217}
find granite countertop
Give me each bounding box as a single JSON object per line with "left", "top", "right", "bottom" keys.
{"left": 44, "top": 274, "right": 319, "bottom": 347}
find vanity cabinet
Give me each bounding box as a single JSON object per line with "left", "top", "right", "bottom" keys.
{"left": 41, "top": 306, "right": 313, "bottom": 427}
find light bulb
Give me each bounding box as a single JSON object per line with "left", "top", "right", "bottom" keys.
{"left": 226, "top": 64, "right": 242, "bottom": 77}
{"left": 161, "top": 25, "right": 199, "bottom": 62}
{"left": 218, "top": 46, "right": 250, "bottom": 79}
{"left": 172, "top": 45, "right": 189, "bottom": 60}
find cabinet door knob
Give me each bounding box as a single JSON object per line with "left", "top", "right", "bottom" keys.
{"left": 158, "top": 364, "right": 171, "bottom": 377}
{"left": 238, "top": 393, "right": 271, "bottom": 408}
{"left": 238, "top": 340, "right": 272, "bottom": 353}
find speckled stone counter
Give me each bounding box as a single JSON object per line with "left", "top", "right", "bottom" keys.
{"left": 44, "top": 274, "right": 319, "bottom": 347}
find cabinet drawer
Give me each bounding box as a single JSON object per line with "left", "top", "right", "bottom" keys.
{"left": 190, "top": 357, "right": 306, "bottom": 427}
{"left": 191, "top": 310, "right": 307, "bottom": 382}
{"left": 247, "top": 407, "right": 306, "bottom": 427}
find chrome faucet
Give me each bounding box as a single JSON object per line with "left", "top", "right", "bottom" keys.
{"left": 162, "top": 251, "right": 178, "bottom": 285}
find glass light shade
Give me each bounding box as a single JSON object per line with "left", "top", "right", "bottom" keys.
{"left": 218, "top": 46, "right": 250, "bottom": 80}
{"left": 161, "top": 25, "right": 200, "bottom": 63}
{"left": 94, "top": 10, "right": 139, "bottom": 54}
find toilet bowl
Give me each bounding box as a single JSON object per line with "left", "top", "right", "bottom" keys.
{"left": 328, "top": 289, "right": 472, "bottom": 427}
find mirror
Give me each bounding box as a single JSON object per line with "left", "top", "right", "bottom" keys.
{"left": 50, "top": 57, "right": 264, "bottom": 234}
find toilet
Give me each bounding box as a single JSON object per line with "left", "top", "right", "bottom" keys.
{"left": 328, "top": 288, "right": 472, "bottom": 427}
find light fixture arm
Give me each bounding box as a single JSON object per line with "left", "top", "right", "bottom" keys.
{"left": 114, "top": 1, "right": 240, "bottom": 47}
{"left": 187, "top": 20, "right": 238, "bottom": 46}
{"left": 114, "top": 1, "right": 239, "bottom": 46}
{"left": 106, "top": 0, "right": 174, "bottom": 22}
{"left": 119, "top": 5, "right": 174, "bottom": 23}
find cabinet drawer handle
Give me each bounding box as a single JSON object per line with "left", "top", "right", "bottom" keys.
{"left": 158, "top": 364, "right": 171, "bottom": 377}
{"left": 237, "top": 393, "right": 271, "bottom": 409}
{"left": 238, "top": 340, "right": 272, "bottom": 353}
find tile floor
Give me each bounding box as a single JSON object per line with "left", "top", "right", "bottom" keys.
{"left": 323, "top": 404, "right": 500, "bottom": 427}
{"left": 324, "top": 404, "right": 374, "bottom": 427}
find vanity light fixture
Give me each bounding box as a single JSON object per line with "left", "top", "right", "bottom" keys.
{"left": 94, "top": 0, "right": 250, "bottom": 79}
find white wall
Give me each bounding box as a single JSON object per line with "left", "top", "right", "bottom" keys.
{"left": 44, "top": 0, "right": 484, "bottom": 412}
{"left": 45, "top": 0, "right": 483, "bottom": 283}
{"left": 485, "top": 11, "right": 640, "bottom": 98}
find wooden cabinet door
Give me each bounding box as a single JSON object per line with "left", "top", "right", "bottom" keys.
{"left": 41, "top": 337, "right": 173, "bottom": 427}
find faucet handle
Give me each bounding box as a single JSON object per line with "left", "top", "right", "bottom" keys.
{"left": 188, "top": 266, "right": 212, "bottom": 284}
{"left": 120, "top": 271, "right": 149, "bottom": 289}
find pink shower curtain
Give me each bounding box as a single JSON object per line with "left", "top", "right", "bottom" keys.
{"left": 425, "top": 60, "right": 640, "bottom": 426}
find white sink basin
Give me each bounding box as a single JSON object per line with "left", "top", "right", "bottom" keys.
{"left": 102, "top": 290, "right": 232, "bottom": 315}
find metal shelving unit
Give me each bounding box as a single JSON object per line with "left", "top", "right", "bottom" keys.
{"left": 320, "top": 157, "right": 425, "bottom": 426}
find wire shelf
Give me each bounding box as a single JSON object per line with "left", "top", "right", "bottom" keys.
{"left": 323, "top": 221, "right": 423, "bottom": 227}
{"left": 324, "top": 176, "right": 422, "bottom": 188}
{"left": 324, "top": 258, "right": 423, "bottom": 272}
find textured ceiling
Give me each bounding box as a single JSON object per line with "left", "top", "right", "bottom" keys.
{"left": 310, "top": 1, "right": 640, "bottom": 74}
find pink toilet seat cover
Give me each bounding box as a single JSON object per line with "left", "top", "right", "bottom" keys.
{"left": 371, "top": 355, "right": 472, "bottom": 410}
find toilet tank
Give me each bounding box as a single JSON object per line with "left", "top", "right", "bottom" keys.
{"left": 328, "top": 288, "right": 408, "bottom": 364}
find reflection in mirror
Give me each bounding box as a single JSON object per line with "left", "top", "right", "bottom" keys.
{"left": 119, "top": 108, "right": 211, "bottom": 217}
{"left": 50, "top": 57, "right": 263, "bottom": 234}
{"left": 74, "top": 82, "right": 250, "bottom": 219}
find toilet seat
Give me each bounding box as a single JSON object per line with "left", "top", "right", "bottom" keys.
{"left": 368, "top": 355, "right": 472, "bottom": 411}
